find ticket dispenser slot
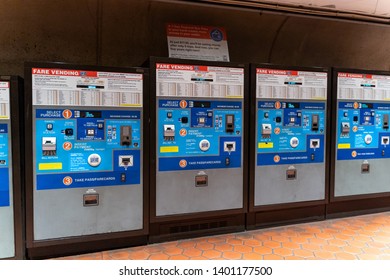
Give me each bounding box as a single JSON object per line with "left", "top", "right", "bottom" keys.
{"left": 286, "top": 166, "right": 297, "bottom": 180}
{"left": 83, "top": 194, "right": 99, "bottom": 206}
{"left": 120, "top": 125, "right": 132, "bottom": 146}
{"left": 195, "top": 172, "right": 208, "bottom": 187}
{"left": 361, "top": 161, "right": 370, "bottom": 174}
{"left": 225, "top": 114, "right": 235, "bottom": 133}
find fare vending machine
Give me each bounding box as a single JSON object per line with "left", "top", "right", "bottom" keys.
{"left": 24, "top": 63, "right": 149, "bottom": 259}
{"left": 150, "top": 58, "right": 248, "bottom": 241}
{"left": 248, "top": 65, "right": 330, "bottom": 228}
{"left": 329, "top": 69, "right": 390, "bottom": 216}
{"left": 0, "top": 76, "right": 24, "bottom": 259}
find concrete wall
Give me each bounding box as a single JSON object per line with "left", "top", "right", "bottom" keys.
{"left": 1, "top": 0, "right": 390, "bottom": 77}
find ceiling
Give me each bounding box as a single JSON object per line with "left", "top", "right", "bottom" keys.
{"left": 257, "top": 0, "right": 390, "bottom": 17}
{"left": 171, "top": 0, "right": 390, "bottom": 23}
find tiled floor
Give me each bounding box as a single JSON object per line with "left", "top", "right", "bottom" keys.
{"left": 55, "top": 212, "right": 390, "bottom": 260}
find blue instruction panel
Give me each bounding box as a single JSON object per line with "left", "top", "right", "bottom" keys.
{"left": 336, "top": 72, "right": 390, "bottom": 161}
{"left": 0, "top": 124, "right": 10, "bottom": 207}
{"left": 255, "top": 68, "right": 328, "bottom": 166}
{"left": 35, "top": 109, "right": 141, "bottom": 190}
{"left": 32, "top": 68, "right": 144, "bottom": 190}
{"left": 155, "top": 63, "right": 245, "bottom": 172}
{"left": 0, "top": 82, "right": 10, "bottom": 207}
{"left": 257, "top": 101, "right": 325, "bottom": 165}
{"left": 158, "top": 99, "right": 242, "bottom": 171}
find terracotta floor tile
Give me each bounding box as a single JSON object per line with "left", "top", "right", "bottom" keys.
{"left": 127, "top": 251, "right": 150, "bottom": 260}
{"left": 322, "top": 228, "right": 340, "bottom": 234}
{"left": 253, "top": 246, "right": 273, "bottom": 255}
{"left": 333, "top": 234, "right": 352, "bottom": 241}
{"left": 222, "top": 251, "right": 242, "bottom": 260}
{"left": 309, "top": 238, "right": 328, "bottom": 246}
{"left": 177, "top": 240, "right": 196, "bottom": 249}
{"left": 148, "top": 253, "right": 169, "bottom": 260}
{"left": 293, "top": 249, "right": 314, "bottom": 258}
{"left": 144, "top": 245, "right": 166, "bottom": 254}
{"left": 252, "top": 234, "right": 271, "bottom": 242}
{"left": 227, "top": 238, "right": 243, "bottom": 245}
{"left": 235, "top": 233, "right": 254, "bottom": 240}
{"left": 314, "top": 251, "right": 336, "bottom": 260}
{"left": 322, "top": 245, "right": 343, "bottom": 253}
{"left": 334, "top": 252, "right": 358, "bottom": 260}
{"left": 190, "top": 256, "right": 209, "bottom": 260}
{"left": 290, "top": 237, "right": 309, "bottom": 244}
{"left": 340, "top": 229, "right": 356, "bottom": 236}
{"left": 353, "top": 235, "right": 373, "bottom": 242}
{"left": 366, "top": 242, "right": 387, "bottom": 249}
{"left": 357, "top": 254, "right": 379, "bottom": 260}
{"left": 263, "top": 231, "right": 283, "bottom": 237}
{"left": 169, "top": 255, "right": 190, "bottom": 260}
{"left": 244, "top": 239, "right": 262, "bottom": 247}
{"left": 282, "top": 242, "right": 301, "bottom": 250}
{"left": 359, "top": 230, "right": 378, "bottom": 237}
{"left": 195, "top": 242, "right": 214, "bottom": 251}
{"left": 271, "top": 235, "right": 290, "bottom": 243}
{"left": 315, "top": 233, "right": 335, "bottom": 240}
{"left": 374, "top": 231, "right": 390, "bottom": 237}
{"left": 302, "top": 226, "right": 322, "bottom": 234}
{"left": 301, "top": 243, "right": 321, "bottom": 252}
{"left": 206, "top": 237, "right": 226, "bottom": 244}
{"left": 163, "top": 246, "right": 183, "bottom": 256}
{"left": 202, "top": 250, "right": 222, "bottom": 259}
{"left": 106, "top": 251, "right": 131, "bottom": 259}
{"left": 242, "top": 252, "right": 262, "bottom": 260}
{"left": 347, "top": 240, "right": 367, "bottom": 248}
{"left": 215, "top": 244, "right": 234, "bottom": 252}
{"left": 263, "top": 254, "right": 284, "bottom": 260}
{"left": 273, "top": 247, "right": 293, "bottom": 257}
{"left": 263, "top": 241, "right": 281, "bottom": 249}
{"left": 284, "top": 256, "right": 305, "bottom": 260}
{"left": 364, "top": 224, "right": 382, "bottom": 232}
{"left": 362, "top": 247, "right": 382, "bottom": 255}
{"left": 234, "top": 245, "right": 253, "bottom": 253}
{"left": 52, "top": 211, "right": 390, "bottom": 261}
{"left": 280, "top": 230, "right": 299, "bottom": 237}
{"left": 371, "top": 236, "right": 390, "bottom": 243}
{"left": 342, "top": 246, "right": 362, "bottom": 254}
{"left": 183, "top": 248, "right": 202, "bottom": 257}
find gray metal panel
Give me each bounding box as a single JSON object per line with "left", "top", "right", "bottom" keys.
{"left": 156, "top": 168, "right": 243, "bottom": 216}
{"left": 33, "top": 185, "right": 143, "bottom": 240}
{"left": 334, "top": 159, "right": 390, "bottom": 197}
{"left": 0, "top": 120, "right": 15, "bottom": 259}
{"left": 0, "top": 201, "right": 15, "bottom": 258}
{"left": 255, "top": 164, "right": 325, "bottom": 206}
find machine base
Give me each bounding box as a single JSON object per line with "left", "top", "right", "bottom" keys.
{"left": 27, "top": 234, "right": 148, "bottom": 259}
{"left": 149, "top": 213, "right": 246, "bottom": 243}
{"left": 326, "top": 196, "right": 390, "bottom": 219}
{"left": 246, "top": 204, "right": 326, "bottom": 230}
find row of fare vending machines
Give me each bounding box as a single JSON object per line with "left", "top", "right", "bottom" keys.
{"left": 1, "top": 58, "right": 390, "bottom": 259}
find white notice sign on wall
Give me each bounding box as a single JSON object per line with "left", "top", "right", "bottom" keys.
{"left": 167, "top": 23, "right": 230, "bottom": 62}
